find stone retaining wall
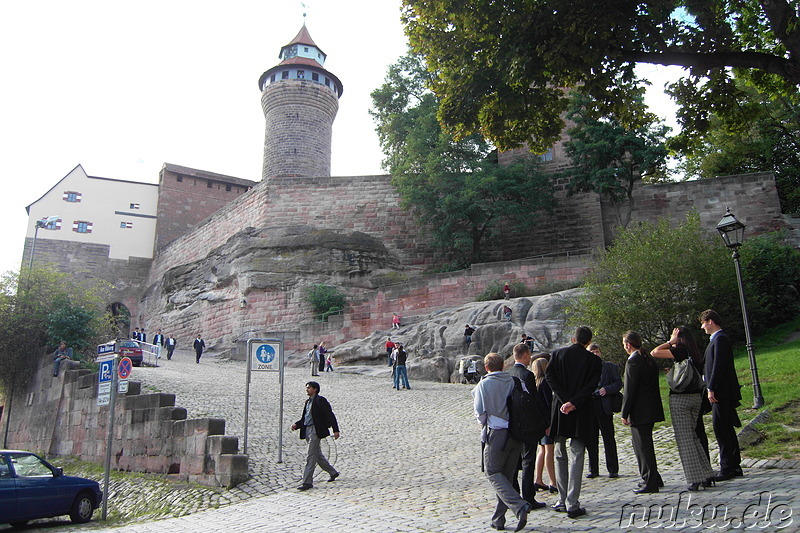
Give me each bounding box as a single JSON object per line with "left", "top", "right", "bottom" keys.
{"left": 1, "top": 356, "right": 248, "bottom": 488}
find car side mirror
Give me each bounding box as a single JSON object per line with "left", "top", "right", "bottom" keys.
{"left": 54, "top": 467, "right": 63, "bottom": 477}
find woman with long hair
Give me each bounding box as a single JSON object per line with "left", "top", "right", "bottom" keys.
{"left": 531, "top": 356, "right": 557, "bottom": 494}
{"left": 651, "top": 326, "right": 715, "bottom": 491}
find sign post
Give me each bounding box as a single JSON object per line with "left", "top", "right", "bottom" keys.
{"left": 244, "top": 339, "right": 284, "bottom": 461}
{"left": 96, "top": 342, "right": 118, "bottom": 521}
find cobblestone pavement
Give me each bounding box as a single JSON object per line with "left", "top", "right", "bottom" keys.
{"left": 89, "top": 350, "right": 798, "bottom": 532}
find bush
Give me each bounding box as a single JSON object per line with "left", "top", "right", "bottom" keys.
{"left": 303, "top": 284, "right": 346, "bottom": 321}
{"left": 569, "top": 213, "right": 740, "bottom": 365}
{"left": 476, "top": 280, "right": 529, "bottom": 301}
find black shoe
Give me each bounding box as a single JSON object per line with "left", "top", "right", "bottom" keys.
{"left": 328, "top": 472, "right": 339, "bottom": 482}
{"left": 712, "top": 472, "right": 735, "bottom": 482}
{"left": 534, "top": 483, "right": 549, "bottom": 492}
{"left": 732, "top": 468, "right": 744, "bottom": 477}
{"left": 490, "top": 524, "right": 505, "bottom": 531}
{"left": 702, "top": 478, "right": 716, "bottom": 488}
{"left": 297, "top": 484, "right": 313, "bottom": 491}
{"left": 527, "top": 500, "right": 546, "bottom": 510}
{"left": 634, "top": 486, "right": 659, "bottom": 494}
{"left": 687, "top": 482, "right": 702, "bottom": 492}
{"left": 586, "top": 472, "right": 599, "bottom": 479}
{"left": 609, "top": 473, "right": 619, "bottom": 478}
{"left": 514, "top": 503, "right": 530, "bottom": 532}
{"left": 548, "top": 485, "right": 558, "bottom": 494}
{"left": 551, "top": 503, "right": 566, "bottom": 512}
{"left": 567, "top": 507, "right": 587, "bottom": 519}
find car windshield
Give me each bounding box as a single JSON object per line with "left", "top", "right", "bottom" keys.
{"left": 119, "top": 341, "right": 137, "bottom": 348}
{"left": 10, "top": 453, "right": 53, "bottom": 477}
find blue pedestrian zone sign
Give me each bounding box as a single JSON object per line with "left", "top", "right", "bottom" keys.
{"left": 250, "top": 341, "right": 280, "bottom": 372}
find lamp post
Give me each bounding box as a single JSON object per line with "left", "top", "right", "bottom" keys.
{"left": 715, "top": 207, "right": 765, "bottom": 409}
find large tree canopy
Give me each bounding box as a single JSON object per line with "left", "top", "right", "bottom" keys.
{"left": 402, "top": 0, "right": 800, "bottom": 152}
{"left": 370, "top": 54, "right": 555, "bottom": 267}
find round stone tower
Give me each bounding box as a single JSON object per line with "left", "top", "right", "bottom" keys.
{"left": 258, "top": 25, "right": 343, "bottom": 179}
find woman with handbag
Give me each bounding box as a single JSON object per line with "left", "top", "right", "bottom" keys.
{"left": 651, "top": 326, "right": 715, "bottom": 491}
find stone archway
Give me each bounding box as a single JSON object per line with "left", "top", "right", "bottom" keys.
{"left": 108, "top": 302, "right": 131, "bottom": 338}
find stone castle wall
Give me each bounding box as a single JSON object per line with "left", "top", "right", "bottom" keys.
{"left": 1, "top": 356, "right": 247, "bottom": 488}
{"left": 21, "top": 239, "right": 151, "bottom": 327}
{"left": 261, "top": 81, "right": 339, "bottom": 179}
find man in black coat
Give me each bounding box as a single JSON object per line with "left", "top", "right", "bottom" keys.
{"left": 193, "top": 335, "right": 205, "bottom": 364}
{"left": 291, "top": 381, "right": 340, "bottom": 491}
{"left": 700, "top": 309, "right": 743, "bottom": 481}
{"left": 545, "top": 326, "right": 601, "bottom": 519}
{"left": 621, "top": 331, "right": 664, "bottom": 493}
{"left": 586, "top": 344, "right": 622, "bottom": 479}
{"left": 508, "top": 343, "right": 546, "bottom": 510}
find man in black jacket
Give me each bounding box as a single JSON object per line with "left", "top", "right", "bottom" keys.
{"left": 586, "top": 344, "right": 622, "bottom": 479}
{"left": 700, "top": 309, "right": 743, "bottom": 481}
{"left": 291, "top": 381, "right": 341, "bottom": 491}
{"left": 508, "top": 343, "right": 547, "bottom": 510}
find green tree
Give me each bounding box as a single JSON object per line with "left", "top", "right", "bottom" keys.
{"left": 401, "top": 1, "right": 800, "bottom": 152}
{"left": 570, "top": 213, "right": 739, "bottom": 364}
{"left": 563, "top": 90, "right": 671, "bottom": 228}
{"left": 0, "top": 268, "right": 110, "bottom": 395}
{"left": 370, "top": 53, "right": 555, "bottom": 267}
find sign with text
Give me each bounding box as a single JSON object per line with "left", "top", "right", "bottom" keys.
{"left": 97, "top": 358, "right": 115, "bottom": 406}
{"left": 249, "top": 341, "right": 282, "bottom": 372}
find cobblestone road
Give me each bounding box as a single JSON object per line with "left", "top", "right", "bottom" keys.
{"left": 90, "top": 350, "right": 798, "bottom": 532}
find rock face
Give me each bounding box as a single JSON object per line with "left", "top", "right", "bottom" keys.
{"left": 332, "top": 289, "right": 582, "bottom": 383}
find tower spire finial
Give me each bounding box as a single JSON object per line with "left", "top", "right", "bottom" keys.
{"left": 301, "top": 2, "right": 308, "bottom": 25}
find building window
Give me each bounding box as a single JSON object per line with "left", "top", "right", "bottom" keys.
{"left": 63, "top": 191, "right": 82, "bottom": 202}
{"left": 282, "top": 71, "right": 289, "bottom": 80}
{"left": 304, "top": 47, "right": 309, "bottom": 52}
{"left": 129, "top": 203, "right": 140, "bottom": 210}
{"left": 297, "top": 70, "right": 305, "bottom": 79}
{"left": 120, "top": 222, "right": 133, "bottom": 229}
{"left": 539, "top": 148, "right": 554, "bottom": 162}
{"left": 177, "top": 175, "right": 183, "bottom": 182}
{"left": 270, "top": 74, "right": 276, "bottom": 83}
{"left": 207, "top": 180, "right": 213, "bottom": 188}
{"left": 73, "top": 221, "right": 93, "bottom": 234}
{"left": 312, "top": 72, "right": 319, "bottom": 82}
{"left": 225, "top": 184, "right": 232, "bottom": 192}
{"left": 324, "top": 78, "right": 330, "bottom": 87}
{"left": 39, "top": 217, "right": 62, "bottom": 230}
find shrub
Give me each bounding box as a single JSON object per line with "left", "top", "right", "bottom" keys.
{"left": 476, "top": 280, "right": 529, "bottom": 301}
{"left": 303, "top": 284, "right": 346, "bottom": 321}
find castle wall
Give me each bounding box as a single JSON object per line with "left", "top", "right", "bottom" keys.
{"left": 21, "top": 238, "right": 151, "bottom": 329}
{"left": 2, "top": 356, "right": 247, "bottom": 488}
{"left": 155, "top": 164, "right": 256, "bottom": 250}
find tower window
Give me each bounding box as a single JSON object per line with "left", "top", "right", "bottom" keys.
{"left": 120, "top": 222, "right": 133, "bottom": 229}
{"left": 63, "top": 191, "right": 82, "bottom": 202}
{"left": 304, "top": 47, "right": 309, "bottom": 52}
{"left": 324, "top": 78, "right": 330, "bottom": 87}
{"left": 226, "top": 184, "right": 232, "bottom": 192}
{"left": 73, "top": 221, "right": 93, "bottom": 233}
{"left": 297, "top": 70, "right": 305, "bottom": 79}
{"left": 270, "top": 74, "right": 276, "bottom": 83}
{"left": 207, "top": 180, "right": 213, "bottom": 188}
{"left": 129, "top": 203, "right": 140, "bottom": 210}
{"left": 177, "top": 175, "right": 183, "bottom": 182}
{"left": 282, "top": 71, "right": 289, "bottom": 80}
{"left": 312, "top": 72, "right": 319, "bottom": 82}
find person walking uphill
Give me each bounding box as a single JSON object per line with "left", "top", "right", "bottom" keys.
{"left": 472, "top": 353, "right": 531, "bottom": 532}
{"left": 193, "top": 335, "right": 205, "bottom": 364}
{"left": 291, "top": 381, "right": 340, "bottom": 491}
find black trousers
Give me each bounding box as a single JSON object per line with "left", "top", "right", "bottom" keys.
{"left": 631, "top": 423, "right": 660, "bottom": 489}
{"left": 587, "top": 400, "right": 619, "bottom": 475}
{"left": 712, "top": 400, "right": 742, "bottom": 474}
{"left": 512, "top": 441, "right": 538, "bottom": 504}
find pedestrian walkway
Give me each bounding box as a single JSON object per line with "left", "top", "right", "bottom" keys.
{"left": 89, "top": 350, "right": 798, "bottom": 532}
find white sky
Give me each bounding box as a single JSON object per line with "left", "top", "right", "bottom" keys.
{"left": 0, "top": 1, "right": 681, "bottom": 277}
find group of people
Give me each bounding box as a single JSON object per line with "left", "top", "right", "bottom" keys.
{"left": 384, "top": 337, "right": 412, "bottom": 390}
{"left": 471, "top": 309, "right": 744, "bottom": 530}
{"left": 308, "top": 342, "right": 333, "bottom": 376}
{"left": 132, "top": 327, "right": 179, "bottom": 360}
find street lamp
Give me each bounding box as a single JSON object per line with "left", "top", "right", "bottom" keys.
{"left": 28, "top": 218, "right": 48, "bottom": 272}
{"left": 715, "top": 207, "right": 765, "bottom": 409}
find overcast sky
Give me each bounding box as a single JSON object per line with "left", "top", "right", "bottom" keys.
{"left": 0, "top": 1, "right": 679, "bottom": 277}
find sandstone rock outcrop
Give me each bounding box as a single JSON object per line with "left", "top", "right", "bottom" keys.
{"left": 332, "top": 288, "right": 582, "bottom": 382}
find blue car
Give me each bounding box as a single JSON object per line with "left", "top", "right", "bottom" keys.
{"left": 0, "top": 450, "right": 103, "bottom": 526}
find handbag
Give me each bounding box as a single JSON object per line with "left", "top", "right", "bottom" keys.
{"left": 666, "top": 358, "right": 704, "bottom": 393}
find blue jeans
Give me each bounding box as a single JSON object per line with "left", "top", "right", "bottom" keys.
{"left": 394, "top": 365, "right": 410, "bottom": 389}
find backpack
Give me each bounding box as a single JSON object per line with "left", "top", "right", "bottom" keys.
{"left": 507, "top": 377, "right": 547, "bottom": 445}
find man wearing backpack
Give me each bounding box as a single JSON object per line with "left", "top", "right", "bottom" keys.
{"left": 508, "top": 343, "right": 547, "bottom": 511}
{"left": 545, "top": 326, "right": 602, "bottom": 519}
{"left": 472, "top": 352, "right": 531, "bottom": 532}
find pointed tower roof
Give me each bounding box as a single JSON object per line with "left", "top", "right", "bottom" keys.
{"left": 285, "top": 25, "right": 319, "bottom": 50}
{"left": 278, "top": 24, "right": 326, "bottom": 64}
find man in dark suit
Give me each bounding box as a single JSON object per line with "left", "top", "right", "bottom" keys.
{"left": 291, "top": 381, "right": 340, "bottom": 491}
{"left": 699, "top": 309, "right": 743, "bottom": 481}
{"left": 193, "top": 335, "right": 205, "bottom": 364}
{"left": 545, "top": 326, "right": 601, "bottom": 519}
{"left": 508, "top": 343, "right": 547, "bottom": 510}
{"left": 621, "top": 331, "right": 664, "bottom": 493}
{"left": 165, "top": 335, "right": 177, "bottom": 360}
{"left": 153, "top": 330, "right": 165, "bottom": 359}
{"left": 586, "top": 344, "right": 622, "bottom": 479}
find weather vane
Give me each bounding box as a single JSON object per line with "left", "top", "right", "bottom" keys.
{"left": 300, "top": 2, "right": 309, "bottom": 23}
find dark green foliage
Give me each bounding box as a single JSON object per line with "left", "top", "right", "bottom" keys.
{"left": 370, "top": 53, "right": 555, "bottom": 266}
{"left": 303, "top": 284, "right": 346, "bottom": 322}
{"left": 563, "top": 90, "right": 671, "bottom": 227}
{"left": 47, "top": 296, "right": 98, "bottom": 353}
{"left": 570, "top": 213, "right": 739, "bottom": 365}
{"left": 739, "top": 232, "right": 800, "bottom": 334}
